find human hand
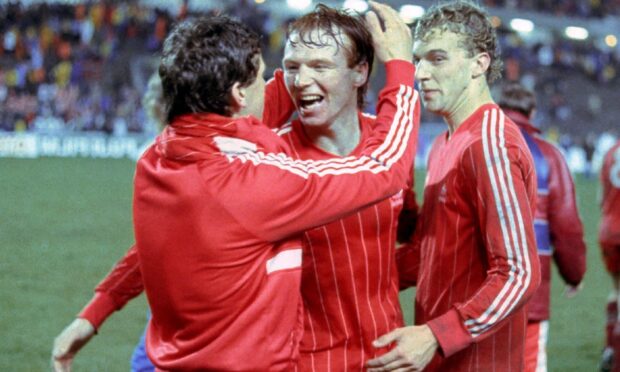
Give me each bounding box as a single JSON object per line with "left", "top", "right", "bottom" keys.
{"left": 365, "top": 1, "right": 413, "bottom": 63}
{"left": 366, "top": 325, "right": 438, "bottom": 371}
{"left": 51, "top": 318, "right": 96, "bottom": 372}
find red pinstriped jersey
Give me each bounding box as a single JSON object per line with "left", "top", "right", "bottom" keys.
{"left": 276, "top": 112, "right": 419, "bottom": 371}
{"left": 506, "top": 110, "right": 586, "bottom": 322}
{"left": 400, "top": 104, "right": 540, "bottom": 371}
{"left": 600, "top": 140, "right": 620, "bottom": 246}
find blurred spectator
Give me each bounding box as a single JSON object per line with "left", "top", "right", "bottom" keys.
{"left": 32, "top": 106, "right": 63, "bottom": 133}
{"left": 582, "top": 132, "right": 597, "bottom": 178}
{"left": 485, "top": 0, "right": 620, "bottom": 17}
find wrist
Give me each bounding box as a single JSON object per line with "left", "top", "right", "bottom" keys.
{"left": 384, "top": 60, "right": 415, "bottom": 87}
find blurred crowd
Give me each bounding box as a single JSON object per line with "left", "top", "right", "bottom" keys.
{"left": 0, "top": 0, "right": 618, "bottom": 146}
{"left": 484, "top": 0, "right": 620, "bottom": 18}
{"left": 0, "top": 2, "right": 173, "bottom": 134}
{"left": 496, "top": 29, "right": 618, "bottom": 134}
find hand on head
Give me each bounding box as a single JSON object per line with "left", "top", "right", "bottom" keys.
{"left": 365, "top": 1, "right": 413, "bottom": 63}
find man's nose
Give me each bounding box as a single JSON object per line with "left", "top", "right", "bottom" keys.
{"left": 294, "top": 66, "right": 312, "bottom": 88}
{"left": 415, "top": 61, "right": 431, "bottom": 81}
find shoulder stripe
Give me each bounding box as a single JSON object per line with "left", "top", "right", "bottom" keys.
{"left": 274, "top": 122, "right": 293, "bottom": 136}
{"left": 371, "top": 87, "right": 416, "bottom": 164}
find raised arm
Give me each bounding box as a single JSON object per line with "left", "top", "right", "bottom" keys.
{"left": 213, "top": 2, "right": 418, "bottom": 241}
{"left": 216, "top": 59, "right": 418, "bottom": 242}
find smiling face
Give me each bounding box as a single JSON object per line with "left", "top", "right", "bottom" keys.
{"left": 413, "top": 29, "right": 478, "bottom": 119}
{"left": 282, "top": 28, "right": 368, "bottom": 128}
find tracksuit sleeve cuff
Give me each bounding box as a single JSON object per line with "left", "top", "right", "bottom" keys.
{"left": 384, "top": 60, "right": 415, "bottom": 88}
{"left": 427, "top": 308, "right": 472, "bottom": 358}
{"left": 77, "top": 292, "right": 118, "bottom": 331}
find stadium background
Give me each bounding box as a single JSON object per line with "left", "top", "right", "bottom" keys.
{"left": 1, "top": 0, "right": 618, "bottom": 370}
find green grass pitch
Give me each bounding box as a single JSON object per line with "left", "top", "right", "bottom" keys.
{"left": 0, "top": 158, "right": 607, "bottom": 370}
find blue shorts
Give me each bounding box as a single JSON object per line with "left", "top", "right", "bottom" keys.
{"left": 131, "top": 314, "right": 155, "bottom": 372}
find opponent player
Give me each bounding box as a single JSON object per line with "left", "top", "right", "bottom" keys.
{"left": 367, "top": 1, "right": 540, "bottom": 371}
{"left": 498, "top": 82, "right": 586, "bottom": 372}
{"left": 52, "top": 3, "right": 418, "bottom": 371}
{"left": 599, "top": 137, "right": 620, "bottom": 372}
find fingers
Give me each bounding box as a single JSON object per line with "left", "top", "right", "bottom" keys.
{"left": 367, "top": 363, "right": 421, "bottom": 372}
{"left": 51, "top": 339, "right": 72, "bottom": 372}
{"left": 364, "top": 11, "right": 383, "bottom": 40}
{"left": 369, "top": 1, "right": 399, "bottom": 20}
{"left": 52, "top": 338, "right": 68, "bottom": 360}
{"left": 51, "top": 319, "right": 95, "bottom": 372}
{"left": 366, "top": 348, "right": 401, "bottom": 369}
{"left": 372, "top": 328, "right": 401, "bottom": 348}
{"left": 368, "top": 1, "right": 411, "bottom": 36}
{"left": 365, "top": 1, "right": 413, "bottom": 62}
{"left": 367, "top": 349, "right": 418, "bottom": 371}
{"left": 52, "top": 360, "right": 70, "bottom": 372}
{"left": 51, "top": 354, "right": 71, "bottom": 372}
{"left": 368, "top": 1, "right": 393, "bottom": 32}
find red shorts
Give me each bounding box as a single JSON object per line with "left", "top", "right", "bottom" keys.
{"left": 601, "top": 242, "right": 620, "bottom": 274}
{"left": 525, "top": 320, "right": 548, "bottom": 372}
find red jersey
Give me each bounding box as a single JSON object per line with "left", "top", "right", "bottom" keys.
{"left": 600, "top": 140, "right": 620, "bottom": 246}
{"left": 82, "top": 61, "right": 419, "bottom": 371}
{"left": 276, "top": 112, "right": 419, "bottom": 371}
{"left": 505, "top": 110, "right": 586, "bottom": 322}
{"left": 399, "top": 104, "right": 540, "bottom": 371}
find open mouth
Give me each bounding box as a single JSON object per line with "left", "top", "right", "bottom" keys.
{"left": 299, "top": 94, "right": 324, "bottom": 109}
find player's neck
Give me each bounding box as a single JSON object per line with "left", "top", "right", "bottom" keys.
{"left": 445, "top": 82, "right": 494, "bottom": 137}
{"left": 304, "top": 109, "right": 361, "bottom": 156}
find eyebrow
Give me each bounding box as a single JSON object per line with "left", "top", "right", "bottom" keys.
{"left": 282, "top": 57, "right": 335, "bottom": 65}
{"left": 414, "top": 48, "right": 447, "bottom": 60}
{"left": 423, "top": 48, "right": 448, "bottom": 55}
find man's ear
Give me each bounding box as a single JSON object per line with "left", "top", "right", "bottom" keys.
{"left": 472, "top": 52, "right": 491, "bottom": 79}
{"left": 352, "top": 62, "right": 369, "bottom": 88}
{"left": 230, "top": 82, "right": 247, "bottom": 111}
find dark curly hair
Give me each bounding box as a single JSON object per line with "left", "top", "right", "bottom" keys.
{"left": 498, "top": 82, "right": 536, "bottom": 117}
{"left": 159, "top": 16, "right": 261, "bottom": 121}
{"left": 415, "top": 0, "right": 503, "bottom": 83}
{"left": 287, "top": 4, "right": 374, "bottom": 109}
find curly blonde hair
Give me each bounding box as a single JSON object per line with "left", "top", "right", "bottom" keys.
{"left": 142, "top": 72, "right": 166, "bottom": 131}
{"left": 415, "top": 0, "right": 503, "bottom": 83}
